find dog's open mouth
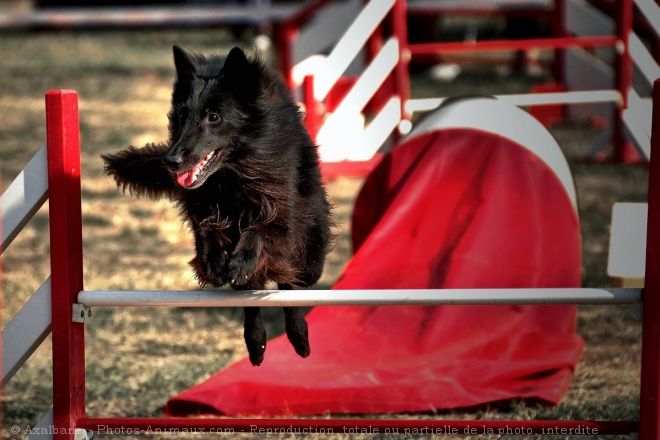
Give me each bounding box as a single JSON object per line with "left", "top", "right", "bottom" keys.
{"left": 176, "top": 149, "right": 220, "bottom": 188}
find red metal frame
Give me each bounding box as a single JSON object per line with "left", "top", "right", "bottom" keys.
{"left": 290, "top": 0, "right": 635, "bottom": 172}
{"left": 407, "top": 35, "right": 619, "bottom": 56}
{"left": 391, "top": 0, "right": 410, "bottom": 123}
{"left": 46, "top": 90, "right": 85, "bottom": 440}
{"left": 639, "top": 78, "right": 660, "bottom": 440}
{"left": 590, "top": 0, "right": 660, "bottom": 62}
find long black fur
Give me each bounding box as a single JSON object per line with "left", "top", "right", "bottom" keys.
{"left": 102, "top": 46, "right": 332, "bottom": 366}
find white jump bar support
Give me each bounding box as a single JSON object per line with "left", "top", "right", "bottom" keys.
{"left": 78, "top": 288, "right": 642, "bottom": 308}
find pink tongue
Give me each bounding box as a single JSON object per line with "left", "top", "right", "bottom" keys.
{"left": 176, "top": 170, "right": 195, "bottom": 187}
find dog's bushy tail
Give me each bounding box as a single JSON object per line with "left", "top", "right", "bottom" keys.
{"left": 102, "top": 143, "right": 177, "bottom": 200}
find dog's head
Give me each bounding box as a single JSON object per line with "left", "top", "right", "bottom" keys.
{"left": 164, "top": 45, "right": 264, "bottom": 189}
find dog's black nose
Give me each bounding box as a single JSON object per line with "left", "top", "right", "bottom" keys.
{"left": 163, "top": 152, "right": 183, "bottom": 170}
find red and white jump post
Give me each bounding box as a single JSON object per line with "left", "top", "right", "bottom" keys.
{"left": 279, "top": 0, "right": 654, "bottom": 171}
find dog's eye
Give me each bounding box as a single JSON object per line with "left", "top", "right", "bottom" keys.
{"left": 208, "top": 112, "right": 221, "bottom": 123}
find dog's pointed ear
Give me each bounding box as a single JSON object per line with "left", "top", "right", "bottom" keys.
{"left": 223, "top": 47, "right": 251, "bottom": 76}
{"left": 223, "top": 47, "right": 261, "bottom": 102}
{"left": 173, "top": 45, "right": 200, "bottom": 80}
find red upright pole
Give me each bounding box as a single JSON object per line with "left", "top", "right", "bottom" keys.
{"left": 407, "top": 35, "right": 618, "bottom": 55}
{"left": 273, "top": 23, "right": 298, "bottom": 90}
{"left": 46, "top": 90, "right": 85, "bottom": 440}
{"left": 613, "top": 0, "right": 633, "bottom": 163}
{"left": 550, "top": 0, "right": 568, "bottom": 120}
{"left": 303, "top": 75, "right": 320, "bottom": 142}
{"left": 639, "top": 78, "right": 660, "bottom": 440}
{"left": 391, "top": 0, "right": 410, "bottom": 123}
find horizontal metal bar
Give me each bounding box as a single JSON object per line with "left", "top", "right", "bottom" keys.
{"left": 496, "top": 90, "right": 623, "bottom": 106}
{"left": 407, "top": 35, "right": 618, "bottom": 55}
{"left": 405, "top": 90, "right": 622, "bottom": 114}
{"left": 407, "top": 0, "right": 554, "bottom": 14}
{"left": 77, "top": 417, "right": 638, "bottom": 436}
{"left": 77, "top": 287, "right": 642, "bottom": 308}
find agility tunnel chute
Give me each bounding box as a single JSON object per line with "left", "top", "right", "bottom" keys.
{"left": 165, "top": 97, "right": 584, "bottom": 416}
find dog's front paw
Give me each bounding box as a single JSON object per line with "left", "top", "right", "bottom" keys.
{"left": 198, "top": 248, "right": 229, "bottom": 287}
{"left": 228, "top": 249, "right": 259, "bottom": 287}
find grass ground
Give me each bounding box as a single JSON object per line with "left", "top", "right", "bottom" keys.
{"left": 0, "top": 15, "right": 650, "bottom": 440}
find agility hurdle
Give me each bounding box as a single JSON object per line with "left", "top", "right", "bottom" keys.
{"left": 0, "top": 82, "right": 656, "bottom": 438}
{"left": 280, "top": 0, "right": 657, "bottom": 170}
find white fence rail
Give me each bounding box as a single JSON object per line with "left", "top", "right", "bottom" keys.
{"left": 2, "top": 278, "right": 52, "bottom": 388}
{"left": 406, "top": 90, "right": 623, "bottom": 114}
{"left": 312, "top": 0, "right": 395, "bottom": 101}
{"left": 1, "top": 145, "right": 48, "bottom": 253}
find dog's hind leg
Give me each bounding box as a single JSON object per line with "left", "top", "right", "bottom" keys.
{"left": 279, "top": 284, "right": 311, "bottom": 358}
{"left": 243, "top": 306, "right": 267, "bottom": 366}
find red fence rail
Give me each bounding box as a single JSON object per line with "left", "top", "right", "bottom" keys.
{"left": 77, "top": 418, "right": 638, "bottom": 436}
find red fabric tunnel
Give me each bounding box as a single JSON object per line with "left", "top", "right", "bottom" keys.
{"left": 165, "top": 98, "right": 584, "bottom": 416}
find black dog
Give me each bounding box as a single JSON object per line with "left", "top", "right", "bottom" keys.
{"left": 102, "top": 46, "right": 332, "bottom": 366}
